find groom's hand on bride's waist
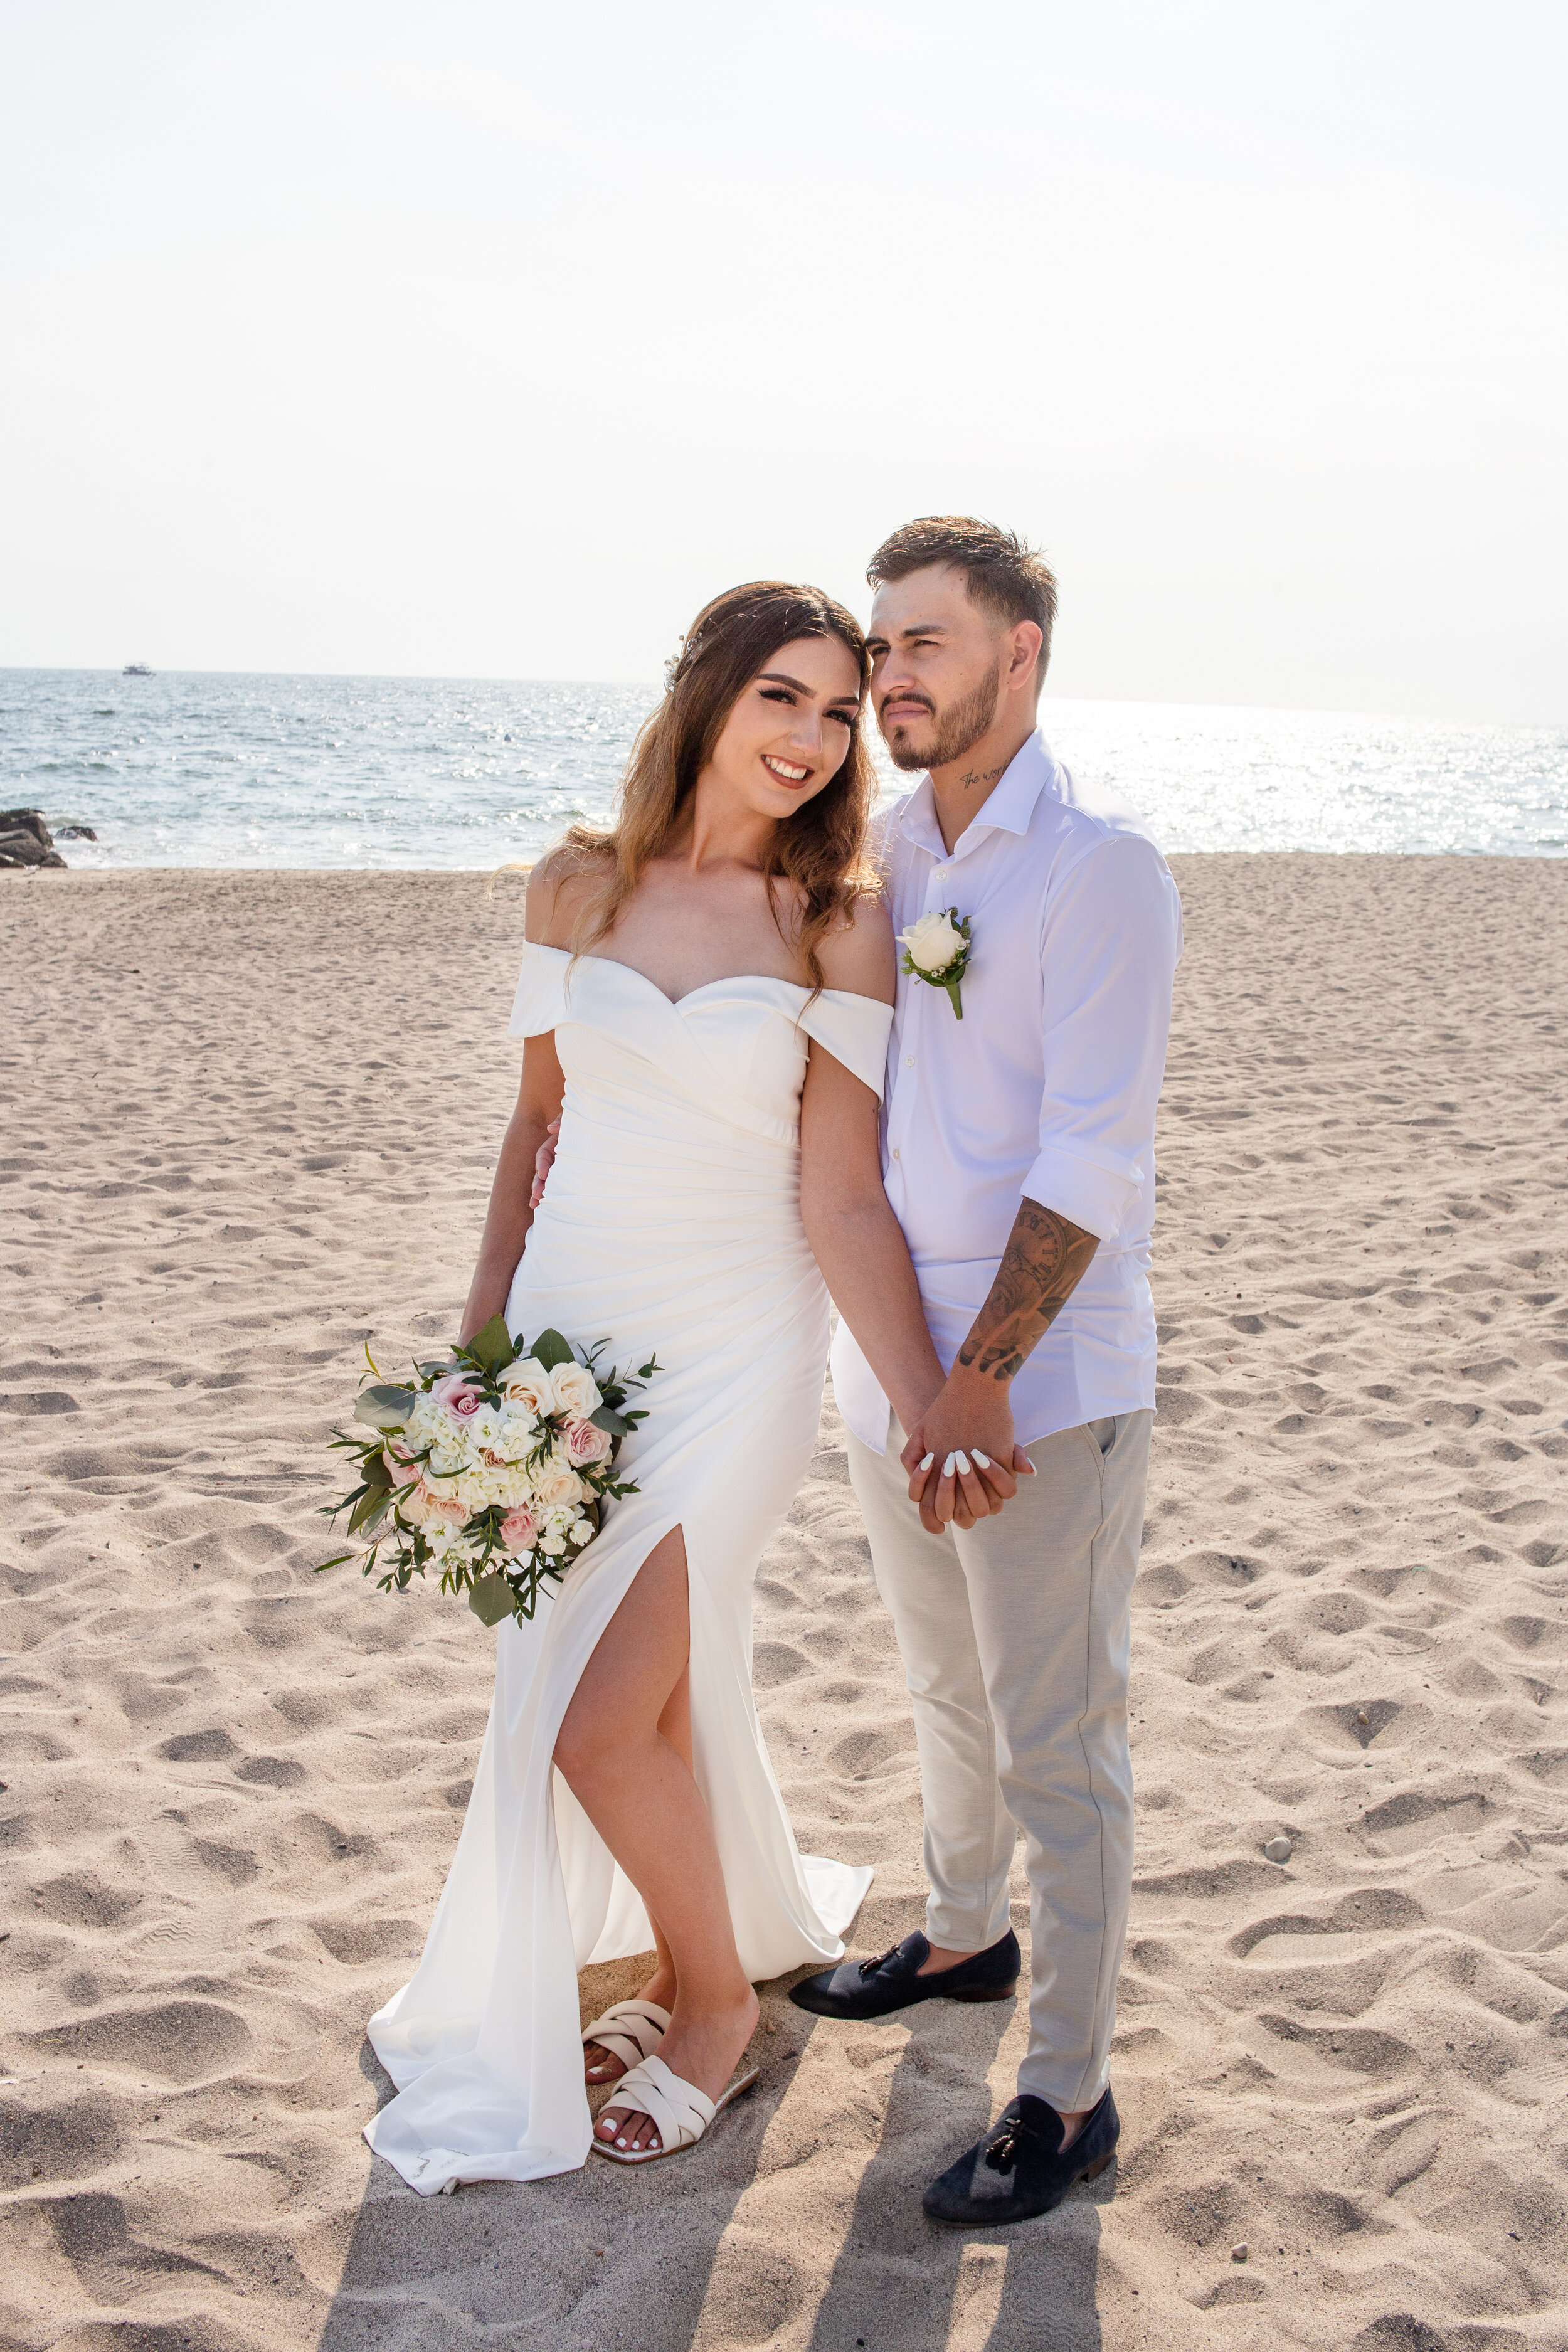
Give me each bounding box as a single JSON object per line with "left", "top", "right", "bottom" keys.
{"left": 901, "top": 1368, "right": 1032, "bottom": 1533}
{"left": 529, "top": 1117, "right": 561, "bottom": 1209}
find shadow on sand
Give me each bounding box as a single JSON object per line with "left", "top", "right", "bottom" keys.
{"left": 317, "top": 1955, "right": 791, "bottom": 2352}
{"left": 802, "top": 1998, "right": 1108, "bottom": 2352}
{"left": 317, "top": 1964, "right": 1107, "bottom": 2352}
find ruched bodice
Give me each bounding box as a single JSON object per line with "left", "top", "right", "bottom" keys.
{"left": 363, "top": 945, "right": 893, "bottom": 2190}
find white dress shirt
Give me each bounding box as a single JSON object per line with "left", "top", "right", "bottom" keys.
{"left": 830, "top": 729, "right": 1183, "bottom": 1453}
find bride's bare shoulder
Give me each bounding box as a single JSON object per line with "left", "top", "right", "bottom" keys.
{"left": 525, "top": 838, "right": 612, "bottom": 948}
{"left": 815, "top": 890, "right": 896, "bottom": 1004}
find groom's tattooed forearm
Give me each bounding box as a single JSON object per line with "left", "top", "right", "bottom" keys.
{"left": 956, "top": 1201, "right": 1098, "bottom": 1380}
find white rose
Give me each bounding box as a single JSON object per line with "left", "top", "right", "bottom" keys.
{"left": 899, "top": 911, "right": 965, "bottom": 974}
{"left": 551, "top": 1361, "right": 603, "bottom": 1421}
{"left": 497, "top": 1396, "right": 541, "bottom": 1445}
{"left": 500, "top": 1357, "right": 559, "bottom": 1417}
{"left": 533, "top": 1461, "right": 585, "bottom": 1510}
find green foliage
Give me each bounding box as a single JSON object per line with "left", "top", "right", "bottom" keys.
{"left": 528, "top": 1327, "right": 575, "bottom": 1372}
{"left": 353, "top": 1384, "right": 415, "bottom": 1428}
{"left": 463, "top": 1315, "right": 518, "bottom": 1377}
{"left": 467, "top": 1574, "right": 516, "bottom": 1626}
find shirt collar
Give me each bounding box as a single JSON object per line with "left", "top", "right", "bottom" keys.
{"left": 896, "top": 730, "right": 1055, "bottom": 858}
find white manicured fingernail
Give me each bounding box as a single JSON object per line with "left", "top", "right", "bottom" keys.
{"left": 943, "top": 1453, "right": 956, "bottom": 1476}
{"left": 1021, "top": 1460, "right": 1036, "bottom": 1475}
{"left": 919, "top": 1453, "right": 935, "bottom": 1472}
{"left": 972, "top": 1451, "right": 991, "bottom": 1469}
{"left": 955, "top": 1451, "right": 970, "bottom": 1474}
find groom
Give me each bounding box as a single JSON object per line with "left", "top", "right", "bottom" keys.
{"left": 790, "top": 517, "right": 1182, "bottom": 2228}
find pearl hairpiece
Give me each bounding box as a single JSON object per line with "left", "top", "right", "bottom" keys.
{"left": 664, "top": 631, "right": 706, "bottom": 695}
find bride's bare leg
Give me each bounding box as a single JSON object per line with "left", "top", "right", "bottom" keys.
{"left": 581, "top": 1668, "right": 687, "bottom": 2085}
{"left": 556, "top": 1530, "right": 758, "bottom": 2152}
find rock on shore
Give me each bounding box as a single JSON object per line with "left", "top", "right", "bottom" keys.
{"left": 0, "top": 808, "right": 66, "bottom": 869}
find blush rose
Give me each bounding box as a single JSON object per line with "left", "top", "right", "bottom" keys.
{"left": 565, "top": 1417, "right": 613, "bottom": 1466}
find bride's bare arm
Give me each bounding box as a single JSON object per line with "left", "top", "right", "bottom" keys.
{"left": 460, "top": 1034, "right": 564, "bottom": 1343}
{"left": 798, "top": 897, "right": 946, "bottom": 1438}
{"left": 800, "top": 1052, "right": 946, "bottom": 1436}
{"left": 459, "top": 859, "right": 576, "bottom": 1342}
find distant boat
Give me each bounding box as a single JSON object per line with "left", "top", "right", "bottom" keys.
{"left": 122, "top": 662, "right": 154, "bottom": 677}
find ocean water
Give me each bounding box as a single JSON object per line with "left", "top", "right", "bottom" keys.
{"left": 4, "top": 667, "right": 1565, "bottom": 867}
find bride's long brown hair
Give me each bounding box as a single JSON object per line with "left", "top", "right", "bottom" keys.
{"left": 560, "top": 581, "right": 880, "bottom": 988}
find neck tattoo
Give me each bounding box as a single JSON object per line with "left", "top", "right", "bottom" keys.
{"left": 957, "top": 761, "right": 1007, "bottom": 791}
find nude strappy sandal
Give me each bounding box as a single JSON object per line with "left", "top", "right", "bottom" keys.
{"left": 590, "top": 2053, "right": 761, "bottom": 2164}
{"left": 581, "top": 1997, "right": 670, "bottom": 2084}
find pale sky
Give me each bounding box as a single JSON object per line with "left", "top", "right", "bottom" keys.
{"left": 4, "top": 1, "right": 1564, "bottom": 721}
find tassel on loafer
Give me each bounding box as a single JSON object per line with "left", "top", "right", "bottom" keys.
{"left": 788, "top": 1928, "right": 1020, "bottom": 2020}
{"left": 922, "top": 2088, "right": 1119, "bottom": 2227}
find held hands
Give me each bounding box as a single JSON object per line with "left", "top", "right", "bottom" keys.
{"left": 900, "top": 1365, "right": 1034, "bottom": 1534}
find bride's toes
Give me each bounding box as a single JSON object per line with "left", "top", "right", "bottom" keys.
{"left": 584, "top": 2042, "right": 624, "bottom": 2084}
{"left": 598, "top": 2104, "right": 660, "bottom": 2154}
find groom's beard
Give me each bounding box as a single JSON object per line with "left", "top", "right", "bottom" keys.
{"left": 882, "top": 662, "right": 1003, "bottom": 773}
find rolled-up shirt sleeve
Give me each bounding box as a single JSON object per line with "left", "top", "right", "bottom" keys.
{"left": 1022, "top": 832, "right": 1183, "bottom": 1244}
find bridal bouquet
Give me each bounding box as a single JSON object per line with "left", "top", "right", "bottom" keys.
{"left": 319, "top": 1316, "right": 657, "bottom": 1626}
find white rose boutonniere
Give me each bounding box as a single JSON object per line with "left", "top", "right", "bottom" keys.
{"left": 899, "top": 906, "right": 973, "bottom": 1020}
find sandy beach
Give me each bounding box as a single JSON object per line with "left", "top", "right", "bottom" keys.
{"left": 3, "top": 854, "right": 1565, "bottom": 2351}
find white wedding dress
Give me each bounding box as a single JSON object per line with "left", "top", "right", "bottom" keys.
{"left": 364, "top": 945, "right": 891, "bottom": 2189}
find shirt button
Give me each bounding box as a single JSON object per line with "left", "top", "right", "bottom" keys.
{"left": 891, "top": 1147, "right": 901, "bottom": 1160}
{"left": 904, "top": 1056, "right": 914, "bottom": 1067}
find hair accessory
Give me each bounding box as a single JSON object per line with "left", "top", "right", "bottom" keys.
{"left": 664, "top": 632, "right": 706, "bottom": 696}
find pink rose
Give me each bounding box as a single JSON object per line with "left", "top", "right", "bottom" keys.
{"left": 565, "top": 1417, "right": 613, "bottom": 1466}
{"left": 499, "top": 1506, "right": 538, "bottom": 1552}
{"left": 383, "top": 1447, "right": 421, "bottom": 1488}
{"left": 430, "top": 1372, "right": 484, "bottom": 1424}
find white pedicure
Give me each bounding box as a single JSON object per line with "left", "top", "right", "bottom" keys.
{"left": 955, "top": 1451, "right": 971, "bottom": 1475}
{"left": 972, "top": 1451, "right": 991, "bottom": 1469}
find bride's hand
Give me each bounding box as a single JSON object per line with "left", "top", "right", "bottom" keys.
{"left": 529, "top": 1118, "right": 561, "bottom": 1209}
{"left": 901, "top": 1374, "right": 1032, "bottom": 1532}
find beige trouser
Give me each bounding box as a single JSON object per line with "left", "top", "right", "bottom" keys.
{"left": 845, "top": 1409, "right": 1152, "bottom": 2114}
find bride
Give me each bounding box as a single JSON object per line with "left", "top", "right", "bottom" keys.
{"left": 364, "top": 581, "right": 948, "bottom": 2186}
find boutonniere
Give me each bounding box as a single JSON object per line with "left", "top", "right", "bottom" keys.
{"left": 899, "top": 908, "right": 973, "bottom": 1020}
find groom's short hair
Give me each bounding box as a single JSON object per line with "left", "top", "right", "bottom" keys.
{"left": 867, "top": 516, "right": 1057, "bottom": 690}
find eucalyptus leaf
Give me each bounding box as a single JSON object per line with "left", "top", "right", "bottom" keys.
{"left": 588, "top": 1404, "right": 631, "bottom": 1436}
{"left": 529, "top": 1327, "right": 575, "bottom": 1372}
{"left": 361, "top": 1450, "right": 394, "bottom": 1493}
{"left": 354, "top": 1384, "right": 416, "bottom": 1429}
{"left": 348, "top": 1487, "right": 393, "bottom": 1537}
{"left": 468, "top": 1573, "right": 516, "bottom": 1627}
{"left": 465, "top": 1315, "right": 518, "bottom": 1375}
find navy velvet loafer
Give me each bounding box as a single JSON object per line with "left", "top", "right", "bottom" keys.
{"left": 922, "top": 2088, "right": 1119, "bottom": 2227}
{"left": 788, "top": 1928, "right": 1020, "bottom": 2020}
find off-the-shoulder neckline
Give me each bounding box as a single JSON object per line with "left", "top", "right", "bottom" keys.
{"left": 522, "top": 941, "right": 892, "bottom": 1014}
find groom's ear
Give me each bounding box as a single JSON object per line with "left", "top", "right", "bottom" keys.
{"left": 1004, "top": 619, "right": 1046, "bottom": 699}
